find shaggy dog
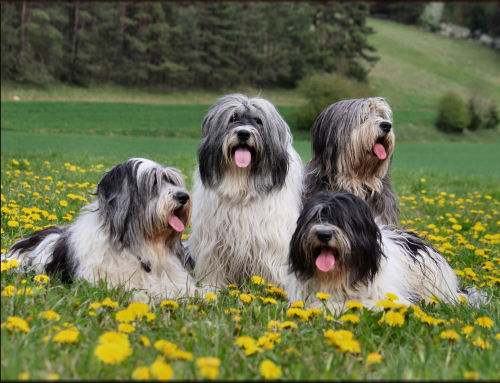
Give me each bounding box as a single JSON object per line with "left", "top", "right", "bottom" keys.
{"left": 4, "top": 158, "right": 197, "bottom": 301}
{"left": 286, "top": 191, "right": 483, "bottom": 311}
{"left": 303, "top": 97, "right": 399, "bottom": 225}
{"left": 188, "top": 94, "right": 303, "bottom": 288}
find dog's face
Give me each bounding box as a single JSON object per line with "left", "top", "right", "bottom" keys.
{"left": 311, "top": 97, "right": 394, "bottom": 181}
{"left": 97, "top": 158, "right": 191, "bottom": 250}
{"left": 198, "top": 94, "right": 291, "bottom": 193}
{"left": 289, "top": 191, "right": 382, "bottom": 288}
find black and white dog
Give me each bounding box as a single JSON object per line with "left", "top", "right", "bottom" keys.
{"left": 286, "top": 191, "right": 483, "bottom": 311}
{"left": 5, "top": 158, "right": 197, "bottom": 300}
{"left": 303, "top": 98, "right": 399, "bottom": 225}
{"left": 188, "top": 94, "right": 304, "bottom": 288}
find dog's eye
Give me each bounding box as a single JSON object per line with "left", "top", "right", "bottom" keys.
{"left": 229, "top": 113, "right": 239, "bottom": 123}
{"left": 254, "top": 117, "right": 263, "bottom": 126}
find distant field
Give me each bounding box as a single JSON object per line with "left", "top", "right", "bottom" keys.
{"left": 1, "top": 101, "right": 498, "bottom": 143}
{"left": 2, "top": 18, "right": 499, "bottom": 143}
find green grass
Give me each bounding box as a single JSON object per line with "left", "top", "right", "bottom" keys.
{"left": 1, "top": 153, "right": 498, "bottom": 380}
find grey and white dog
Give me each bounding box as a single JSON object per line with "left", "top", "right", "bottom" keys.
{"left": 188, "top": 94, "right": 304, "bottom": 289}
{"left": 303, "top": 97, "right": 399, "bottom": 225}
{"left": 4, "top": 158, "right": 197, "bottom": 301}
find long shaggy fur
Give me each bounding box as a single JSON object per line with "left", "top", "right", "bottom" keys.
{"left": 5, "top": 158, "right": 197, "bottom": 301}
{"left": 304, "top": 97, "right": 399, "bottom": 225}
{"left": 286, "top": 191, "right": 483, "bottom": 312}
{"left": 189, "top": 94, "right": 304, "bottom": 289}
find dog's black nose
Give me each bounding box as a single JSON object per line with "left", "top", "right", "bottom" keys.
{"left": 380, "top": 121, "right": 392, "bottom": 133}
{"left": 316, "top": 230, "right": 332, "bottom": 242}
{"left": 175, "top": 192, "right": 190, "bottom": 205}
{"left": 237, "top": 130, "right": 251, "bottom": 141}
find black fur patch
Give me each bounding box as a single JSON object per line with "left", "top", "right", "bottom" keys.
{"left": 45, "top": 235, "right": 76, "bottom": 284}
{"left": 289, "top": 191, "right": 382, "bottom": 287}
{"left": 9, "top": 226, "right": 65, "bottom": 267}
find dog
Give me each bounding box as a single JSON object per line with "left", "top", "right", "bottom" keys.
{"left": 303, "top": 97, "right": 399, "bottom": 225}
{"left": 188, "top": 94, "right": 304, "bottom": 289}
{"left": 286, "top": 191, "right": 483, "bottom": 311}
{"left": 4, "top": 158, "right": 197, "bottom": 301}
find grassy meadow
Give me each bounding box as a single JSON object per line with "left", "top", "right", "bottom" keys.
{"left": 1, "top": 18, "right": 500, "bottom": 381}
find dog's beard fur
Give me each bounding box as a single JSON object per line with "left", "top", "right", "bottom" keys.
{"left": 304, "top": 97, "right": 399, "bottom": 225}
{"left": 5, "top": 158, "right": 196, "bottom": 301}
{"left": 286, "top": 191, "right": 482, "bottom": 312}
{"left": 190, "top": 94, "right": 304, "bottom": 288}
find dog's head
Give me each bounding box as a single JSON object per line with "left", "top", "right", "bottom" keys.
{"left": 289, "top": 191, "right": 382, "bottom": 288}
{"left": 311, "top": 97, "right": 394, "bottom": 182}
{"left": 96, "top": 158, "right": 191, "bottom": 250}
{"left": 198, "top": 94, "right": 292, "bottom": 193}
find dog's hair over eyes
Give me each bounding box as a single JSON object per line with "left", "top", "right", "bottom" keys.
{"left": 198, "top": 93, "right": 292, "bottom": 193}
{"left": 289, "top": 191, "right": 382, "bottom": 286}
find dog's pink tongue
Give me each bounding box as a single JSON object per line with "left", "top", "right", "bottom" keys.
{"left": 168, "top": 215, "right": 185, "bottom": 233}
{"left": 373, "top": 143, "right": 387, "bottom": 160}
{"left": 315, "top": 249, "right": 336, "bottom": 272}
{"left": 234, "top": 147, "right": 252, "bottom": 168}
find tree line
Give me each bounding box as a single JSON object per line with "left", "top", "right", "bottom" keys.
{"left": 1, "top": 2, "right": 377, "bottom": 89}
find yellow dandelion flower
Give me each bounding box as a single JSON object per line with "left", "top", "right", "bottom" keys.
{"left": 281, "top": 321, "right": 298, "bottom": 330}
{"left": 94, "top": 342, "right": 132, "bottom": 364}
{"left": 259, "top": 360, "right": 282, "bottom": 379}
{"left": 239, "top": 293, "right": 254, "bottom": 303}
{"left": 316, "top": 292, "right": 331, "bottom": 300}
{"left": 385, "top": 292, "right": 399, "bottom": 301}
{"left": 33, "top": 274, "right": 50, "bottom": 283}
{"left": 101, "top": 297, "right": 119, "bottom": 308}
{"left": 366, "top": 352, "right": 382, "bottom": 366}
{"left": 205, "top": 293, "right": 218, "bottom": 303}
{"left": 118, "top": 323, "right": 135, "bottom": 333}
{"left": 2, "top": 285, "right": 16, "bottom": 297}
{"left": 474, "top": 317, "right": 494, "bottom": 328}
{"left": 260, "top": 297, "right": 277, "bottom": 305}
{"left": 39, "top": 310, "right": 61, "bottom": 322}
{"left": 251, "top": 275, "right": 266, "bottom": 285}
{"left": 1, "top": 316, "right": 30, "bottom": 333}
{"left": 59, "top": 200, "right": 68, "bottom": 207}
{"left": 376, "top": 299, "right": 397, "bottom": 309}
{"left": 306, "top": 308, "right": 323, "bottom": 318}
{"left": 463, "top": 371, "right": 480, "bottom": 380}
{"left": 132, "top": 366, "right": 150, "bottom": 380}
{"left": 440, "top": 330, "right": 460, "bottom": 340}
{"left": 378, "top": 310, "right": 405, "bottom": 327}
{"left": 340, "top": 313, "right": 360, "bottom": 324}
{"left": 228, "top": 284, "right": 238, "bottom": 289}
{"left": 473, "top": 336, "right": 490, "bottom": 350}
{"left": 115, "top": 309, "right": 135, "bottom": 323}
{"left": 18, "top": 372, "right": 30, "bottom": 380}
{"left": 45, "top": 373, "right": 59, "bottom": 380}
{"left": 286, "top": 308, "right": 310, "bottom": 321}
{"left": 140, "top": 336, "right": 151, "bottom": 347}
{"left": 150, "top": 357, "right": 174, "bottom": 380}
{"left": 53, "top": 328, "right": 80, "bottom": 343}
{"left": 290, "top": 301, "right": 304, "bottom": 308}
{"left": 154, "top": 340, "right": 192, "bottom": 361}
{"left": 345, "top": 301, "right": 364, "bottom": 310}
{"left": 267, "top": 320, "right": 282, "bottom": 332}
{"left": 196, "top": 357, "right": 221, "bottom": 380}
{"left": 265, "top": 287, "right": 287, "bottom": 298}
{"left": 160, "top": 300, "right": 179, "bottom": 309}
{"left": 7, "top": 220, "right": 19, "bottom": 227}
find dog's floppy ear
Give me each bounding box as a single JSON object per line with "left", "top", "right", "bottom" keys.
{"left": 338, "top": 193, "right": 382, "bottom": 286}
{"left": 97, "top": 161, "right": 140, "bottom": 249}
{"left": 288, "top": 200, "right": 323, "bottom": 281}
